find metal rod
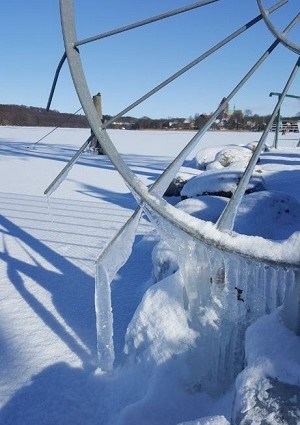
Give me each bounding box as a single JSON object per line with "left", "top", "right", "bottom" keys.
{"left": 217, "top": 56, "right": 300, "bottom": 232}
{"left": 101, "top": 14, "right": 265, "bottom": 130}
{"left": 267, "top": 0, "right": 289, "bottom": 12}
{"left": 270, "top": 91, "right": 300, "bottom": 100}
{"left": 44, "top": 133, "right": 93, "bottom": 196}
{"left": 274, "top": 108, "right": 281, "bottom": 148}
{"left": 46, "top": 52, "right": 67, "bottom": 111}
{"left": 32, "top": 106, "right": 83, "bottom": 147}
{"left": 75, "top": 0, "right": 220, "bottom": 47}
{"left": 282, "top": 12, "right": 300, "bottom": 35}
{"left": 269, "top": 91, "right": 300, "bottom": 148}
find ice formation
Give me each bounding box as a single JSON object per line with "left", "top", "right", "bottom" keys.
{"left": 94, "top": 140, "right": 299, "bottom": 401}
{"left": 140, "top": 201, "right": 296, "bottom": 396}
{"left": 95, "top": 210, "right": 142, "bottom": 371}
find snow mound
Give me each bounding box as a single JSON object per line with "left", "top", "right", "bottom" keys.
{"left": 176, "top": 196, "right": 228, "bottom": 223}
{"left": 178, "top": 416, "right": 230, "bottom": 425}
{"left": 234, "top": 190, "right": 300, "bottom": 240}
{"left": 124, "top": 272, "right": 197, "bottom": 365}
{"left": 205, "top": 160, "right": 224, "bottom": 170}
{"left": 191, "top": 144, "right": 262, "bottom": 171}
{"left": 181, "top": 169, "right": 264, "bottom": 199}
{"left": 192, "top": 147, "right": 223, "bottom": 170}
{"left": 233, "top": 309, "right": 300, "bottom": 424}
{"left": 215, "top": 146, "right": 253, "bottom": 167}
{"left": 245, "top": 141, "right": 270, "bottom": 152}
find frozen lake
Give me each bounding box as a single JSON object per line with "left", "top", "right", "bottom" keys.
{"left": 0, "top": 126, "right": 299, "bottom": 425}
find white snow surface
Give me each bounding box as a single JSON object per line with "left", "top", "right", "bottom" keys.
{"left": 0, "top": 126, "right": 299, "bottom": 424}
{"left": 179, "top": 417, "right": 230, "bottom": 425}
{"left": 233, "top": 308, "right": 300, "bottom": 424}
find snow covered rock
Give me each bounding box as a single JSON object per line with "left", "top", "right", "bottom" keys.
{"left": 234, "top": 377, "right": 300, "bottom": 425}
{"left": 215, "top": 146, "right": 253, "bottom": 168}
{"left": 164, "top": 168, "right": 202, "bottom": 197}
{"left": 164, "top": 175, "right": 187, "bottom": 197}
{"left": 191, "top": 144, "right": 264, "bottom": 171}
{"left": 175, "top": 189, "right": 299, "bottom": 241}
{"left": 192, "top": 146, "right": 225, "bottom": 170}
{"left": 181, "top": 169, "right": 265, "bottom": 199}
{"left": 233, "top": 309, "right": 300, "bottom": 425}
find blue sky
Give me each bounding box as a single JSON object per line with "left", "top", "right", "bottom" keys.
{"left": 1, "top": 0, "right": 299, "bottom": 118}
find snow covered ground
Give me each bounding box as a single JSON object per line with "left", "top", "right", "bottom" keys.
{"left": 0, "top": 126, "right": 299, "bottom": 424}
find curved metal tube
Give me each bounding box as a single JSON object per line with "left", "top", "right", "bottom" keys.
{"left": 257, "top": 0, "right": 300, "bottom": 54}
{"left": 59, "top": 0, "right": 299, "bottom": 269}
{"left": 46, "top": 52, "right": 67, "bottom": 111}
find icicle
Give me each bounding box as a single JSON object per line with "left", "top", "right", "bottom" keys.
{"left": 263, "top": 266, "right": 275, "bottom": 315}
{"left": 276, "top": 267, "right": 286, "bottom": 306}
{"left": 95, "top": 264, "right": 115, "bottom": 371}
{"left": 269, "top": 267, "right": 278, "bottom": 312}
{"left": 281, "top": 269, "right": 300, "bottom": 335}
{"left": 44, "top": 164, "right": 74, "bottom": 197}
{"left": 46, "top": 195, "right": 54, "bottom": 225}
{"left": 95, "top": 209, "right": 142, "bottom": 372}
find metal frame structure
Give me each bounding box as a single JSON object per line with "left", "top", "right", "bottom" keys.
{"left": 49, "top": 0, "right": 299, "bottom": 264}
{"left": 46, "top": 0, "right": 300, "bottom": 370}
{"left": 269, "top": 91, "right": 300, "bottom": 148}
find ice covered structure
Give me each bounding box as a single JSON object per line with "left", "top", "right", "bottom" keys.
{"left": 140, "top": 198, "right": 299, "bottom": 396}
{"left": 142, "top": 143, "right": 300, "bottom": 396}
{"left": 93, "top": 139, "right": 300, "bottom": 399}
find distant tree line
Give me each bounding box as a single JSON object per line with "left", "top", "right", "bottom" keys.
{"left": 0, "top": 104, "right": 191, "bottom": 130}
{"left": 0, "top": 104, "right": 299, "bottom": 131}
{"left": 0, "top": 104, "right": 90, "bottom": 128}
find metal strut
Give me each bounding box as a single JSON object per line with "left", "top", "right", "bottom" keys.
{"left": 75, "top": 0, "right": 220, "bottom": 47}
{"left": 46, "top": 0, "right": 220, "bottom": 110}
{"left": 217, "top": 57, "right": 300, "bottom": 232}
